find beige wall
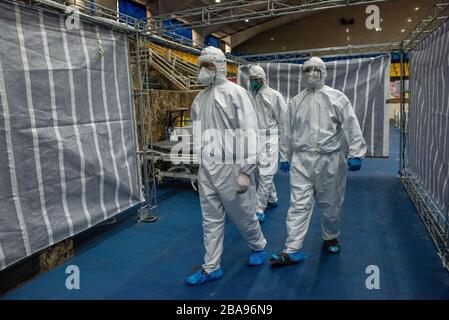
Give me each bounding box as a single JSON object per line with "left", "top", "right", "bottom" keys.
{"left": 234, "top": 0, "right": 440, "bottom": 54}
{"left": 96, "top": 0, "right": 117, "bottom": 11}
{"left": 192, "top": 29, "right": 204, "bottom": 48}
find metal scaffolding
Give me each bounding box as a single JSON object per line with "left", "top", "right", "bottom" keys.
{"left": 402, "top": 3, "right": 449, "bottom": 51}
{"left": 399, "top": 3, "right": 449, "bottom": 271}
{"left": 129, "top": 35, "right": 159, "bottom": 223}
{"left": 240, "top": 42, "right": 400, "bottom": 62}
{"left": 153, "top": 0, "right": 390, "bottom": 32}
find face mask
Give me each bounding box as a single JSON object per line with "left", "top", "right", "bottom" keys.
{"left": 250, "top": 79, "right": 263, "bottom": 92}
{"left": 305, "top": 69, "right": 322, "bottom": 88}
{"left": 198, "top": 67, "right": 216, "bottom": 85}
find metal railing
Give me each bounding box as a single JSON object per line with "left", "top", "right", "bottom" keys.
{"left": 129, "top": 47, "right": 204, "bottom": 91}
{"left": 401, "top": 170, "right": 449, "bottom": 270}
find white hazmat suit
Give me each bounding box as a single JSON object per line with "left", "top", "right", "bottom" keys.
{"left": 190, "top": 47, "right": 267, "bottom": 274}
{"left": 280, "top": 57, "right": 366, "bottom": 254}
{"left": 248, "top": 66, "right": 287, "bottom": 217}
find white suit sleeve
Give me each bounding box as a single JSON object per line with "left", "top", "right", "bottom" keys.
{"left": 271, "top": 93, "right": 288, "bottom": 162}
{"left": 235, "top": 89, "right": 258, "bottom": 176}
{"left": 190, "top": 95, "right": 202, "bottom": 163}
{"left": 337, "top": 95, "right": 367, "bottom": 159}
{"left": 279, "top": 100, "right": 293, "bottom": 163}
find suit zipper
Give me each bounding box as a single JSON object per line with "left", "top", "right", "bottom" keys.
{"left": 313, "top": 89, "right": 320, "bottom": 149}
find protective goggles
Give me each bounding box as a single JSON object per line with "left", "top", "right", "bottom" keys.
{"left": 198, "top": 54, "right": 225, "bottom": 67}
{"left": 303, "top": 66, "right": 322, "bottom": 73}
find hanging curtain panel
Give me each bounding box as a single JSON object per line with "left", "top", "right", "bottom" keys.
{"left": 408, "top": 19, "right": 449, "bottom": 213}
{"left": 0, "top": 2, "right": 141, "bottom": 271}
{"left": 238, "top": 55, "right": 391, "bottom": 158}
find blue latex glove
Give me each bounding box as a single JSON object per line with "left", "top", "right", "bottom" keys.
{"left": 280, "top": 162, "right": 290, "bottom": 172}
{"left": 347, "top": 157, "right": 362, "bottom": 171}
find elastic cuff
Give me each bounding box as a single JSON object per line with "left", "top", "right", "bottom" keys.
{"left": 202, "top": 265, "right": 220, "bottom": 274}
{"left": 249, "top": 239, "right": 267, "bottom": 252}
{"left": 322, "top": 232, "right": 340, "bottom": 241}
{"left": 284, "top": 246, "right": 302, "bottom": 254}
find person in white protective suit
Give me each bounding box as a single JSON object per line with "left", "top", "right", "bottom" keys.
{"left": 270, "top": 57, "right": 367, "bottom": 266}
{"left": 186, "top": 46, "right": 268, "bottom": 285}
{"left": 248, "top": 65, "right": 288, "bottom": 223}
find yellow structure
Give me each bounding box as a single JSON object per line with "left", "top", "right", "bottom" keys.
{"left": 390, "top": 62, "right": 409, "bottom": 78}
{"left": 147, "top": 42, "right": 238, "bottom": 75}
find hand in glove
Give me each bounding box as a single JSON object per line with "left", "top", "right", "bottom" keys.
{"left": 347, "top": 157, "right": 362, "bottom": 171}
{"left": 235, "top": 172, "right": 250, "bottom": 194}
{"left": 280, "top": 162, "right": 290, "bottom": 173}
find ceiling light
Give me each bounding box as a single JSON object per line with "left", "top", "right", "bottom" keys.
{"left": 414, "top": 7, "right": 419, "bottom": 11}
{"left": 245, "top": 19, "right": 249, "bottom": 22}
{"left": 407, "top": 18, "right": 412, "bottom": 23}
{"left": 346, "top": 28, "right": 350, "bottom": 33}
{"left": 376, "top": 27, "right": 382, "bottom": 32}
{"left": 270, "top": 37, "right": 274, "bottom": 41}
{"left": 215, "top": 0, "right": 221, "bottom": 3}
{"left": 401, "top": 29, "right": 406, "bottom": 33}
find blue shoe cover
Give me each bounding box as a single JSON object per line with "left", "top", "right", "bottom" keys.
{"left": 325, "top": 239, "right": 341, "bottom": 254}
{"left": 248, "top": 250, "right": 268, "bottom": 266}
{"left": 186, "top": 267, "right": 224, "bottom": 286}
{"left": 266, "top": 200, "right": 279, "bottom": 209}
{"left": 287, "top": 251, "right": 307, "bottom": 262}
{"left": 328, "top": 246, "right": 340, "bottom": 253}
{"left": 270, "top": 251, "right": 307, "bottom": 266}
{"left": 256, "top": 212, "right": 265, "bottom": 223}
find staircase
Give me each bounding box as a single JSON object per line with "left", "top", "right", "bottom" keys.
{"left": 141, "top": 45, "right": 204, "bottom": 91}
{"left": 131, "top": 42, "right": 238, "bottom": 91}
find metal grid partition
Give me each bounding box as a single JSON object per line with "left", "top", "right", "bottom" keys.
{"left": 399, "top": 3, "right": 449, "bottom": 271}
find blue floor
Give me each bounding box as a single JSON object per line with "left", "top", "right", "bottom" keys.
{"left": 2, "top": 126, "right": 449, "bottom": 300}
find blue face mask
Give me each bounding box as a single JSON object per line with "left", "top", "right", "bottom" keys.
{"left": 250, "top": 79, "right": 263, "bottom": 92}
